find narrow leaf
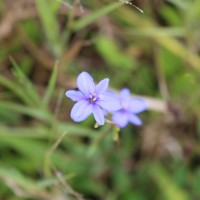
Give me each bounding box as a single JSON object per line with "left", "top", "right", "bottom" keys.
{"left": 73, "top": 2, "right": 122, "bottom": 31}
{"left": 43, "top": 62, "right": 58, "bottom": 106}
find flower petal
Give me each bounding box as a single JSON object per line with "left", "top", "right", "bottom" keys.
{"left": 120, "top": 88, "right": 131, "bottom": 101}
{"left": 104, "top": 90, "right": 117, "bottom": 97}
{"left": 65, "top": 90, "right": 86, "bottom": 102}
{"left": 129, "top": 98, "right": 148, "bottom": 113}
{"left": 95, "top": 78, "right": 109, "bottom": 95}
{"left": 93, "top": 105, "right": 105, "bottom": 125}
{"left": 77, "top": 72, "right": 95, "bottom": 96}
{"left": 112, "top": 111, "right": 129, "bottom": 128}
{"left": 71, "top": 100, "right": 93, "bottom": 122}
{"left": 129, "top": 114, "right": 142, "bottom": 126}
{"left": 96, "top": 94, "right": 121, "bottom": 112}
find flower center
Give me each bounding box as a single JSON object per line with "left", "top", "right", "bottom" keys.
{"left": 89, "top": 93, "right": 98, "bottom": 104}
{"left": 122, "top": 102, "right": 128, "bottom": 110}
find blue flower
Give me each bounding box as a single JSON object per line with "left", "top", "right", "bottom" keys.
{"left": 112, "top": 88, "right": 147, "bottom": 128}
{"left": 66, "top": 72, "right": 121, "bottom": 125}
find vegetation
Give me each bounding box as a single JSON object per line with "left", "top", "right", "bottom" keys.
{"left": 0, "top": 0, "right": 200, "bottom": 199}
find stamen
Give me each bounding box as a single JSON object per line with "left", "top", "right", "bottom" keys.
{"left": 88, "top": 93, "right": 98, "bottom": 104}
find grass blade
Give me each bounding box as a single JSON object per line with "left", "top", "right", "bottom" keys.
{"left": 10, "top": 58, "right": 42, "bottom": 106}
{"left": 0, "top": 102, "right": 51, "bottom": 122}
{"left": 72, "top": 2, "right": 122, "bottom": 31}
{"left": 35, "top": 0, "right": 62, "bottom": 57}
{"left": 43, "top": 62, "right": 58, "bottom": 106}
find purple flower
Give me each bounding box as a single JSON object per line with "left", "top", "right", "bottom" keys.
{"left": 66, "top": 72, "right": 121, "bottom": 125}
{"left": 112, "top": 88, "right": 147, "bottom": 128}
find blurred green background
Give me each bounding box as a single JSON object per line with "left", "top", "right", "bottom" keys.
{"left": 0, "top": 0, "right": 200, "bottom": 199}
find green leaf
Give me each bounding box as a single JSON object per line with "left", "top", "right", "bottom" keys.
{"left": 35, "top": 0, "right": 62, "bottom": 57}
{"left": 36, "top": 173, "right": 75, "bottom": 188}
{"left": 150, "top": 164, "right": 189, "bottom": 200}
{"left": 72, "top": 2, "right": 122, "bottom": 31}
{"left": 95, "top": 35, "right": 134, "bottom": 69}
{"left": 0, "top": 75, "right": 32, "bottom": 105}
{"left": 43, "top": 62, "right": 58, "bottom": 106}
{"left": 0, "top": 102, "right": 51, "bottom": 122}
{"left": 10, "top": 58, "right": 42, "bottom": 106}
{"left": 0, "top": 167, "right": 35, "bottom": 190}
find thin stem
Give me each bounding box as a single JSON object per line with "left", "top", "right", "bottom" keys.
{"left": 44, "top": 131, "right": 68, "bottom": 176}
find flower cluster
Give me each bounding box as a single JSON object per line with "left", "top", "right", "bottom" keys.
{"left": 66, "top": 72, "right": 147, "bottom": 128}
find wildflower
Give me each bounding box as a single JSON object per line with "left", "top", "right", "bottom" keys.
{"left": 66, "top": 72, "right": 121, "bottom": 125}
{"left": 112, "top": 88, "right": 147, "bottom": 128}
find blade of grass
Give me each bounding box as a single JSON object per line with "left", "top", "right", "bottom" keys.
{"left": 0, "top": 125, "right": 49, "bottom": 138}
{"left": 150, "top": 164, "right": 189, "bottom": 200}
{"left": 0, "top": 167, "right": 59, "bottom": 199}
{"left": 95, "top": 35, "right": 134, "bottom": 69}
{"left": 0, "top": 137, "right": 69, "bottom": 169}
{"left": 113, "top": 6, "right": 200, "bottom": 71}
{"left": 10, "top": 57, "right": 42, "bottom": 106}
{"left": 43, "top": 62, "right": 58, "bottom": 106}
{"left": 35, "top": 0, "right": 62, "bottom": 57}
{"left": 0, "top": 167, "right": 36, "bottom": 191}
{"left": 128, "top": 27, "right": 185, "bottom": 37}
{"left": 44, "top": 131, "right": 68, "bottom": 176}
{"left": 36, "top": 173, "right": 75, "bottom": 188}
{"left": 72, "top": 1, "right": 122, "bottom": 31}
{"left": 0, "top": 75, "right": 33, "bottom": 106}
{"left": 165, "top": 0, "right": 188, "bottom": 10}
{"left": 0, "top": 102, "right": 51, "bottom": 122}
{"left": 0, "top": 123, "right": 98, "bottom": 138}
